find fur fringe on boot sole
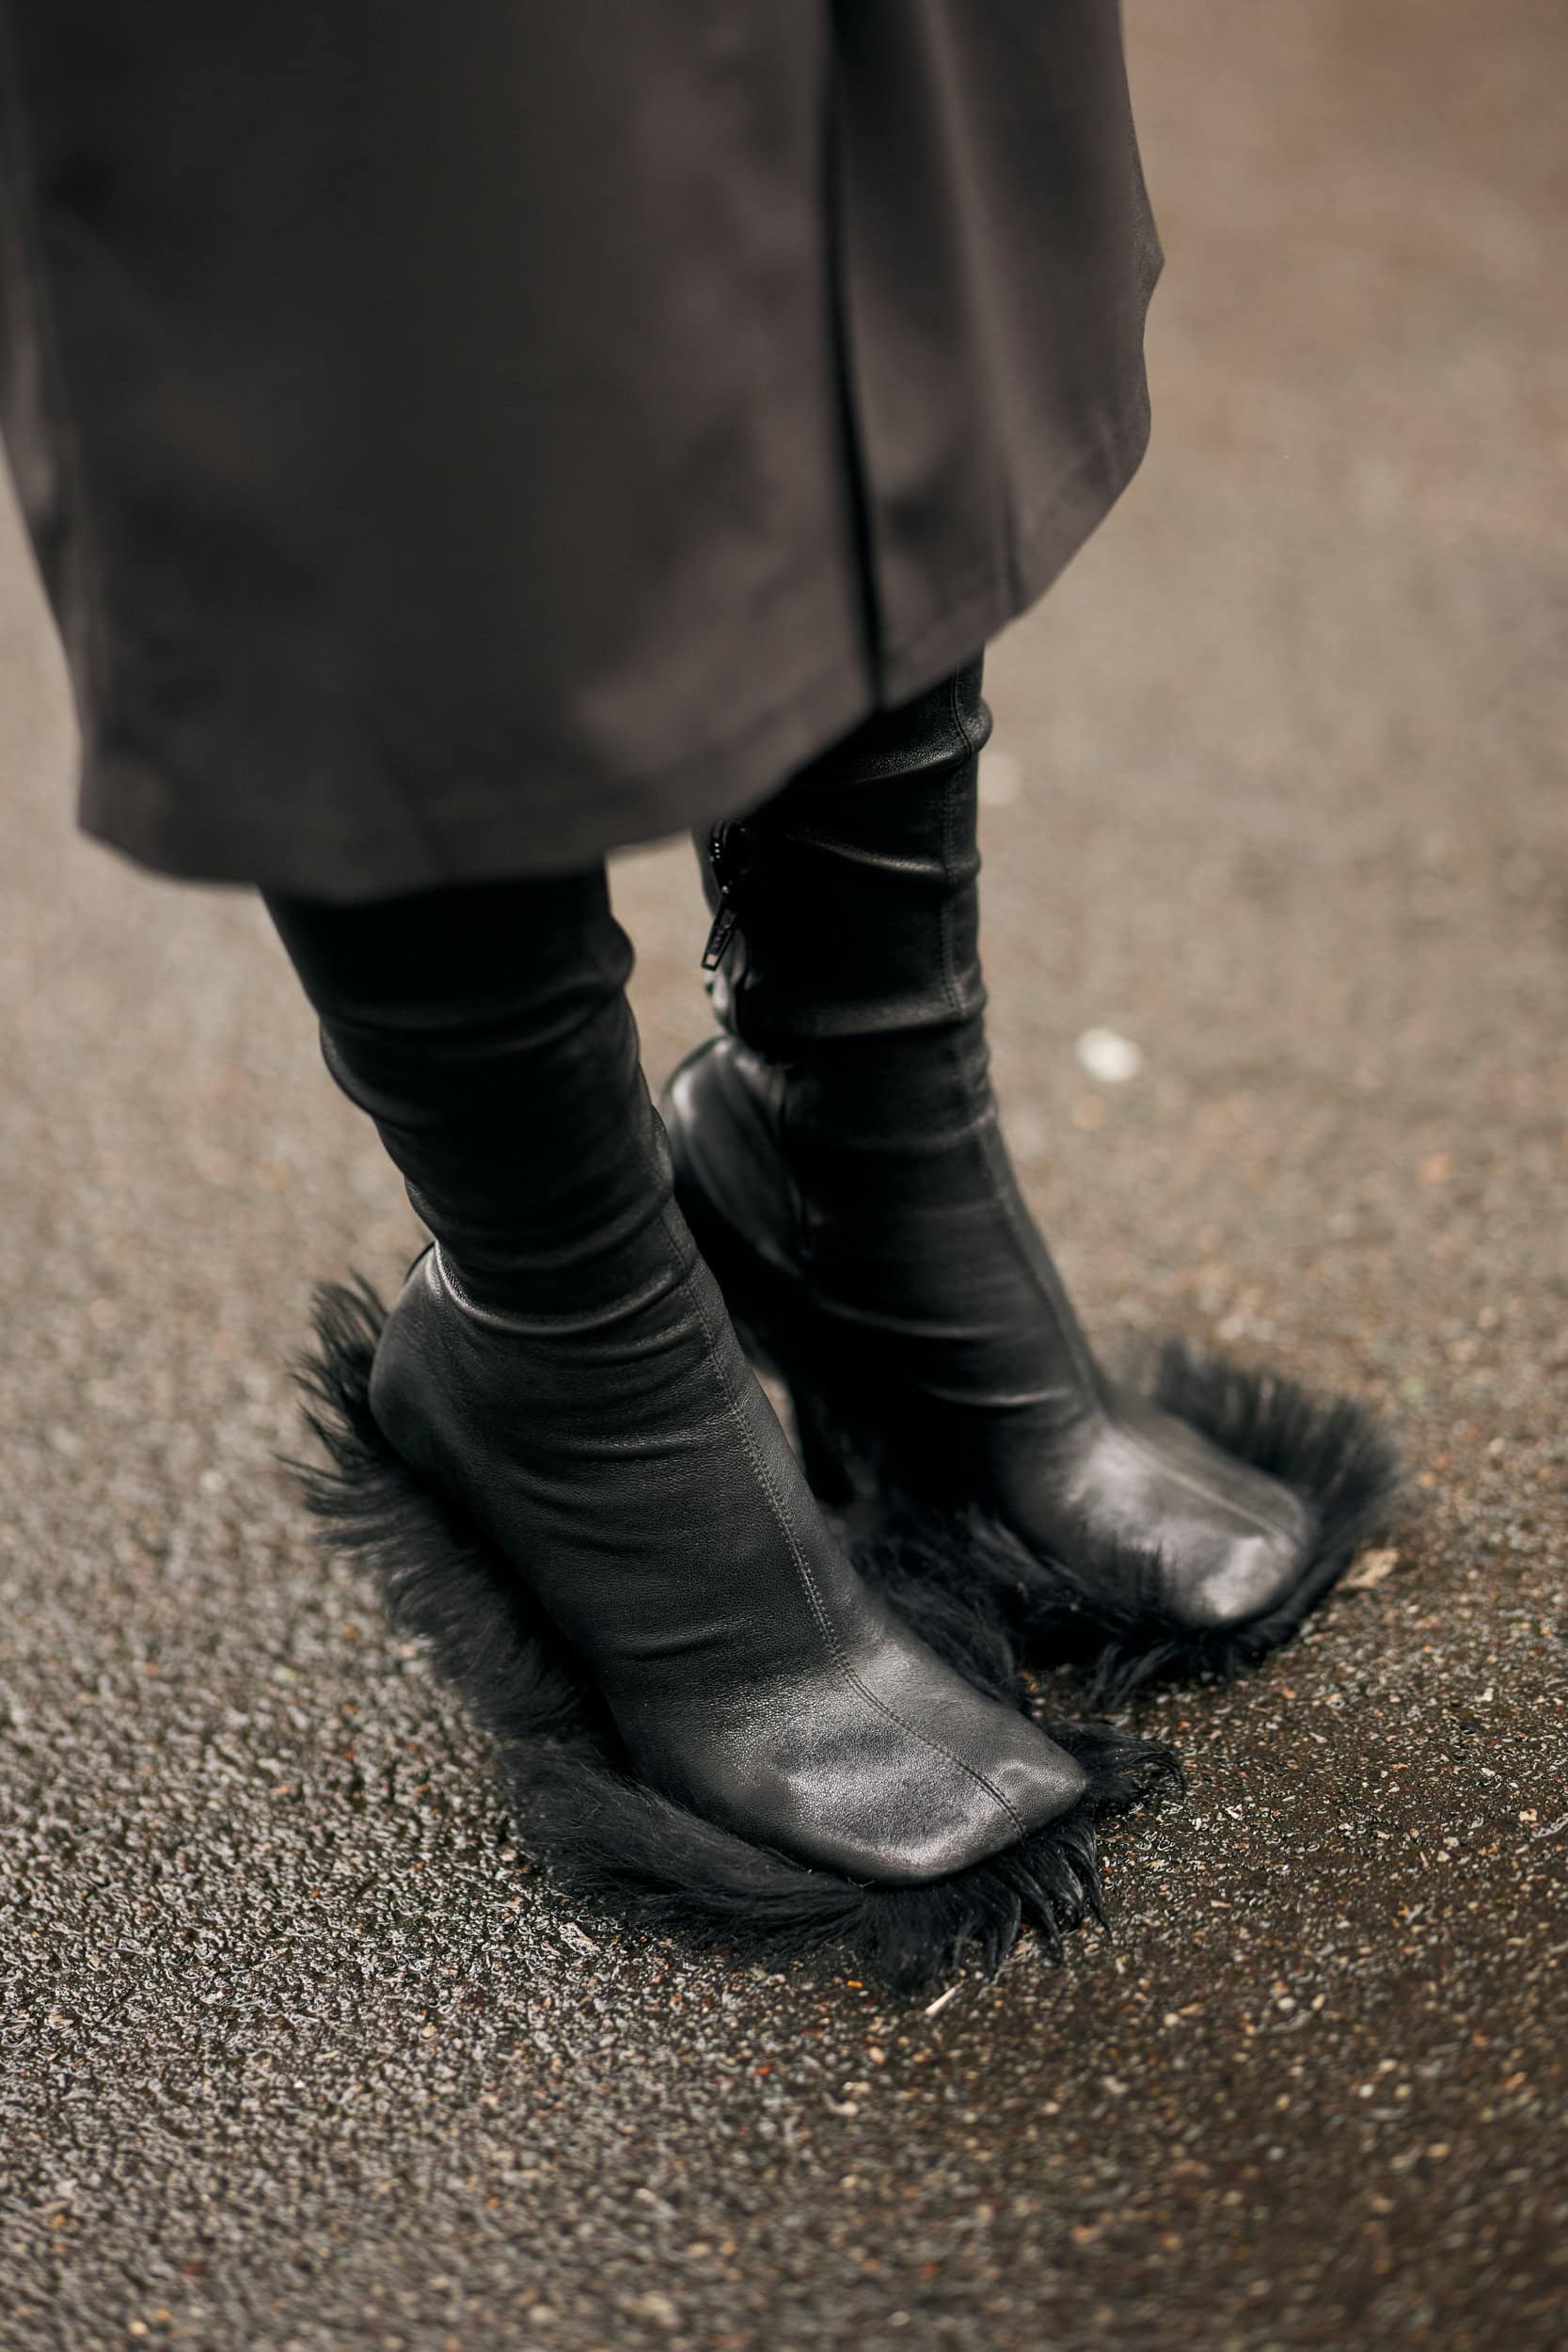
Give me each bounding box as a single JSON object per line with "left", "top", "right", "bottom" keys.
{"left": 288, "top": 1279, "right": 1180, "bottom": 1997}
{"left": 875, "top": 1343, "right": 1403, "bottom": 1707}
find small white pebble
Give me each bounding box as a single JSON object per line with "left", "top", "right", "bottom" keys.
{"left": 1075, "top": 1027, "right": 1144, "bottom": 1084}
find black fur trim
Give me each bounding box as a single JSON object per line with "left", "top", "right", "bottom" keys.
{"left": 891, "top": 1343, "right": 1402, "bottom": 1706}
{"left": 287, "top": 1279, "right": 1180, "bottom": 1996}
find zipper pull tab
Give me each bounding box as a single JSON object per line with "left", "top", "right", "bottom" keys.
{"left": 700, "top": 821, "right": 749, "bottom": 971}
{"left": 701, "top": 900, "right": 738, "bottom": 973}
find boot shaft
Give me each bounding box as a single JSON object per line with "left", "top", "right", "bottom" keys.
{"left": 704, "top": 661, "right": 991, "bottom": 1070}
{"left": 680, "top": 659, "right": 1104, "bottom": 1403}
{"left": 701, "top": 661, "right": 1012, "bottom": 1252}
{"left": 268, "top": 869, "right": 670, "bottom": 1320}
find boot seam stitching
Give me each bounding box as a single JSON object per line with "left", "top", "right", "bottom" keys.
{"left": 676, "top": 1201, "right": 1029, "bottom": 1841}
{"left": 1090, "top": 1422, "right": 1310, "bottom": 1541}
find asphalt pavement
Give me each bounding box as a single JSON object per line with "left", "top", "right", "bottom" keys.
{"left": 2, "top": 5, "right": 1564, "bottom": 2348}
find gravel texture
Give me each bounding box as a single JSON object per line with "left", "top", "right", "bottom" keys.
{"left": 2, "top": 5, "right": 1564, "bottom": 2348}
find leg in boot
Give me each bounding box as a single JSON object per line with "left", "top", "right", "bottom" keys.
{"left": 663, "top": 667, "right": 1399, "bottom": 1692}
{"left": 268, "top": 871, "right": 1174, "bottom": 1984}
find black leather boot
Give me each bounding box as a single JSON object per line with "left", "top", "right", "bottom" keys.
{"left": 662, "top": 666, "right": 1398, "bottom": 1692}
{"left": 268, "top": 873, "right": 1172, "bottom": 1986}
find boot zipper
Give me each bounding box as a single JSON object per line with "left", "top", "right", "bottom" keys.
{"left": 701, "top": 820, "right": 752, "bottom": 971}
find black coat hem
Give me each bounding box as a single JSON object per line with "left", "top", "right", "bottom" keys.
{"left": 77, "top": 387, "right": 1153, "bottom": 904}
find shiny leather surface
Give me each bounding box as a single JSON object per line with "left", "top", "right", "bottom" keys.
{"left": 270, "top": 872, "right": 1086, "bottom": 1884}
{"left": 673, "top": 665, "right": 1315, "bottom": 1632}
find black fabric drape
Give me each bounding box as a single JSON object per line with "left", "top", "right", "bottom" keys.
{"left": 0, "top": 2, "right": 1159, "bottom": 898}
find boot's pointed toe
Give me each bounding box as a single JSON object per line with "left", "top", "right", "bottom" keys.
{"left": 1177, "top": 1523, "right": 1316, "bottom": 1631}
{"left": 972, "top": 1721, "right": 1090, "bottom": 1845}
{"left": 1052, "top": 1405, "right": 1320, "bottom": 1633}
{"left": 665, "top": 1665, "right": 1091, "bottom": 1887}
